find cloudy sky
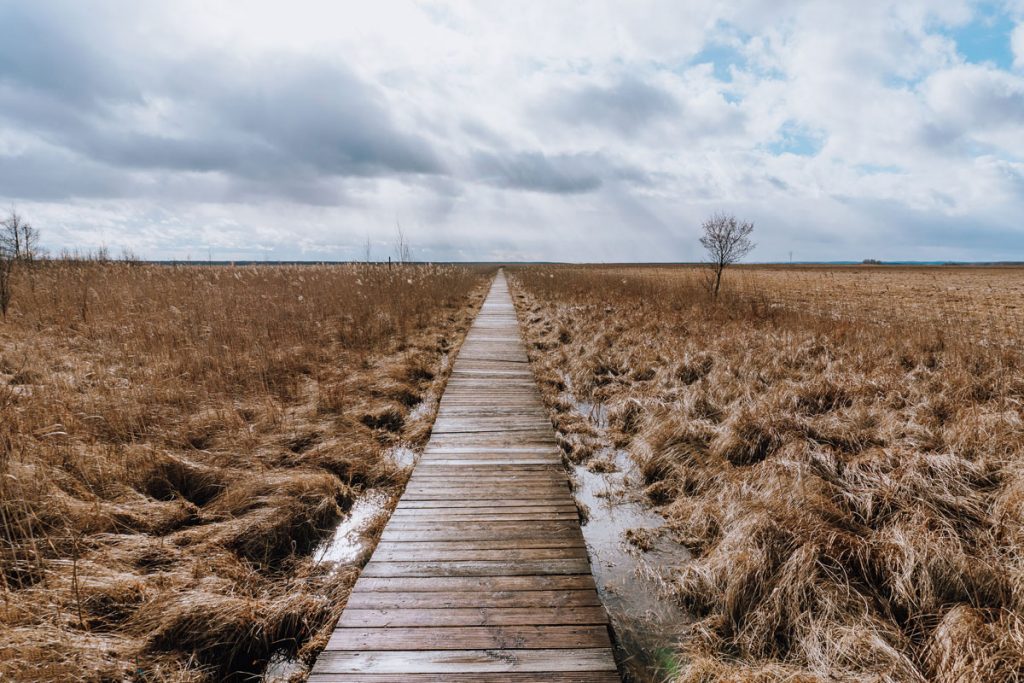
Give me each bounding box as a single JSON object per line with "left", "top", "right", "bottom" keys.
{"left": 1, "top": 1, "right": 1023, "bottom": 261}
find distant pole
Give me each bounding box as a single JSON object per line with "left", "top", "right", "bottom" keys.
{"left": 388, "top": 256, "right": 392, "bottom": 270}
{"left": 789, "top": 250, "right": 793, "bottom": 264}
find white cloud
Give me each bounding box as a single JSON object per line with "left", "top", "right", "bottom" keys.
{"left": 1013, "top": 23, "right": 1024, "bottom": 69}
{"left": 0, "top": 0, "right": 1022, "bottom": 261}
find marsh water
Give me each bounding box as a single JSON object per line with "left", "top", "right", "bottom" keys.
{"left": 565, "top": 395, "right": 692, "bottom": 682}
{"left": 262, "top": 444, "right": 416, "bottom": 681}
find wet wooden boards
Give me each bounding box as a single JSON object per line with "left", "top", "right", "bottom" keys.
{"left": 309, "top": 272, "right": 619, "bottom": 682}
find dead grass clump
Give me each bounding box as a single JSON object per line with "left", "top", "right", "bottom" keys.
{"left": 675, "top": 353, "right": 714, "bottom": 385}
{"left": 79, "top": 570, "right": 149, "bottom": 631}
{"left": 586, "top": 452, "right": 619, "bottom": 473}
{"left": 360, "top": 404, "right": 405, "bottom": 432}
{"left": 0, "top": 462, "right": 55, "bottom": 588}
{"left": 0, "top": 626, "right": 160, "bottom": 683}
{"left": 372, "top": 375, "right": 422, "bottom": 408}
{"left": 676, "top": 656, "right": 828, "bottom": 683}
{"left": 925, "top": 606, "right": 1024, "bottom": 683}
{"left": 624, "top": 527, "right": 658, "bottom": 551}
{"left": 637, "top": 413, "right": 719, "bottom": 493}
{"left": 993, "top": 467, "right": 1024, "bottom": 551}
{"left": 224, "top": 496, "right": 340, "bottom": 567}
{"left": 672, "top": 501, "right": 923, "bottom": 681}
{"left": 557, "top": 431, "right": 600, "bottom": 464}
{"left": 178, "top": 407, "right": 246, "bottom": 451}
{"left": 137, "top": 590, "right": 267, "bottom": 676}
{"left": 711, "top": 406, "right": 796, "bottom": 467}
{"left": 839, "top": 449, "right": 997, "bottom": 532}
{"left": 866, "top": 519, "right": 1011, "bottom": 621}
{"left": 608, "top": 398, "right": 645, "bottom": 440}
{"left": 137, "top": 452, "right": 231, "bottom": 507}
{"left": 203, "top": 470, "right": 347, "bottom": 564}
{"left": 791, "top": 376, "right": 852, "bottom": 415}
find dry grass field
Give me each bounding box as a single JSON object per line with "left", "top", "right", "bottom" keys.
{"left": 731, "top": 265, "right": 1024, "bottom": 343}
{"left": 0, "top": 261, "right": 489, "bottom": 681}
{"left": 509, "top": 264, "right": 1024, "bottom": 682}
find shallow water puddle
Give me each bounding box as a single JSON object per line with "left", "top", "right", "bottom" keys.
{"left": 261, "top": 650, "right": 304, "bottom": 683}
{"left": 384, "top": 443, "right": 418, "bottom": 470}
{"left": 568, "top": 408, "right": 691, "bottom": 681}
{"left": 408, "top": 395, "right": 438, "bottom": 423}
{"left": 567, "top": 394, "right": 609, "bottom": 428}
{"left": 263, "top": 397, "right": 435, "bottom": 680}
{"left": 262, "top": 486, "right": 397, "bottom": 681}
{"left": 314, "top": 443, "right": 416, "bottom": 566}
{"left": 559, "top": 373, "right": 609, "bottom": 428}
{"left": 314, "top": 488, "right": 392, "bottom": 566}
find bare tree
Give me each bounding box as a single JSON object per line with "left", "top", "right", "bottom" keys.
{"left": 0, "top": 245, "right": 12, "bottom": 318}
{"left": 700, "top": 212, "right": 755, "bottom": 298}
{"left": 394, "top": 220, "right": 411, "bottom": 264}
{"left": 1, "top": 207, "right": 39, "bottom": 261}
{"left": 0, "top": 207, "right": 40, "bottom": 318}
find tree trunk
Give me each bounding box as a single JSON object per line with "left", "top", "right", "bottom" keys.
{"left": 713, "top": 264, "right": 723, "bottom": 298}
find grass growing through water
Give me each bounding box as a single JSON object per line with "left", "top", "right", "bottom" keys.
{"left": 0, "top": 261, "right": 490, "bottom": 681}
{"left": 510, "top": 264, "right": 1024, "bottom": 682}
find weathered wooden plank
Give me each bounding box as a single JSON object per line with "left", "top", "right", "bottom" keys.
{"left": 371, "top": 547, "right": 587, "bottom": 562}
{"left": 432, "top": 418, "right": 552, "bottom": 427}
{"left": 411, "top": 466, "right": 561, "bottom": 472}
{"left": 327, "top": 625, "right": 612, "bottom": 650}
{"left": 361, "top": 559, "right": 591, "bottom": 577}
{"left": 408, "top": 474, "right": 565, "bottom": 481}
{"left": 419, "top": 451, "right": 559, "bottom": 458}
{"left": 385, "top": 516, "right": 585, "bottom": 528}
{"left": 352, "top": 575, "right": 597, "bottom": 593}
{"left": 392, "top": 501, "right": 575, "bottom": 510}
{"left": 403, "top": 483, "right": 568, "bottom": 491}
{"left": 407, "top": 473, "right": 567, "bottom": 480}
{"left": 367, "top": 539, "right": 586, "bottom": 552}
{"left": 414, "top": 459, "right": 563, "bottom": 466}
{"left": 379, "top": 530, "right": 582, "bottom": 543}
{"left": 337, "top": 607, "right": 610, "bottom": 628}
{"left": 395, "top": 491, "right": 569, "bottom": 501}
{"left": 311, "top": 674, "right": 620, "bottom": 683}
{"left": 421, "top": 447, "right": 557, "bottom": 453}
{"left": 415, "top": 459, "right": 564, "bottom": 466}
{"left": 313, "top": 649, "right": 618, "bottom": 674}
{"left": 400, "top": 491, "right": 570, "bottom": 500}
{"left": 387, "top": 513, "right": 581, "bottom": 524}
{"left": 391, "top": 506, "right": 579, "bottom": 515}
{"left": 396, "top": 499, "right": 577, "bottom": 509}
{"left": 382, "top": 521, "right": 580, "bottom": 533}
{"left": 404, "top": 481, "right": 570, "bottom": 489}
{"left": 345, "top": 589, "right": 603, "bottom": 609}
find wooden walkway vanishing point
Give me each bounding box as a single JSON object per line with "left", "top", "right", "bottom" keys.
{"left": 310, "top": 272, "right": 620, "bottom": 682}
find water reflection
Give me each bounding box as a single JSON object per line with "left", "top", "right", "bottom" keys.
{"left": 567, "top": 405, "right": 691, "bottom": 682}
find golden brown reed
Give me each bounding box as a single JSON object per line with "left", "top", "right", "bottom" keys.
{"left": 509, "top": 264, "right": 1024, "bottom": 683}
{"left": 0, "top": 261, "right": 489, "bottom": 681}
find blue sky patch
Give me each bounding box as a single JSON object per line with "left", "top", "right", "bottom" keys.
{"left": 767, "top": 122, "right": 825, "bottom": 157}
{"left": 691, "top": 41, "right": 746, "bottom": 82}
{"left": 949, "top": 8, "right": 1016, "bottom": 69}
{"left": 855, "top": 163, "right": 903, "bottom": 175}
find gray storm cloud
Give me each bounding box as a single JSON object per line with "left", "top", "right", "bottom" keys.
{"left": 545, "top": 76, "right": 681, "bottom": 136}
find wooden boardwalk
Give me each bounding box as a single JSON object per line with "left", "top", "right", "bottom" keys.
{"left": 310, "top": 272, "right": 619, "bottom": 682}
